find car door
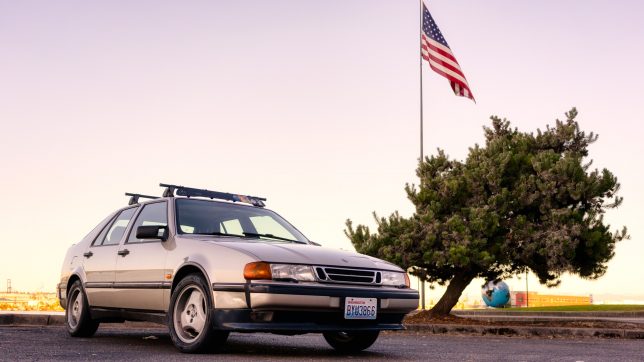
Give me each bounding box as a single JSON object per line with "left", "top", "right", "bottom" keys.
{"left": 83, "top": 206, "right": 138, "bottom": 308}
{"left": 113, "top": 201, "right": 170, "bottom": 311}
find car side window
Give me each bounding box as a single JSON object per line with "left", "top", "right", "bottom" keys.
{"left": 127, "top": 202, "right": 168, "bottom": 243}
{"left": 92, "top": 216, "right": 116, "bottom": 246}
{"left": 99, "top": 207, "right": 138, "bottom": 246}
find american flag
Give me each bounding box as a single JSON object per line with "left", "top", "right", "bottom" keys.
{"left": 421, "top": 3, "right": 474, "bottom": 101}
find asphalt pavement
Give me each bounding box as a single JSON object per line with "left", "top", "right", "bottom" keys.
{"left": 1, "top": 325, "right": 643, "bottom": 361}
{"left": 2, "top": 311, "right": 643, "bottom": 339}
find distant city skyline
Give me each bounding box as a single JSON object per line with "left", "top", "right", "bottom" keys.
{"left": 1, "top": 1, "right": 642, "bottom": 301}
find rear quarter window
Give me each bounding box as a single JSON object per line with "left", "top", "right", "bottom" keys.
{"left": 92, "top": 207, "right": 138, "bottom": 246}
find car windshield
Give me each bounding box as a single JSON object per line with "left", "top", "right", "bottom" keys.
{"left": 175, "top": 198, "right": 309, "bottom": 244}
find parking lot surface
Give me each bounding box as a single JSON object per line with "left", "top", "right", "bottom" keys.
{"left": 1, "top": 325, "right": 643, "bottom": 361}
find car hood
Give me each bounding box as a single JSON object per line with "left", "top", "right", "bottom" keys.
{"left": 186, "top": 236, "right": 403, "bottom": 272}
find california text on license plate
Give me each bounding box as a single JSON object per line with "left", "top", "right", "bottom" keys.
{"left": 344, "top": 297, "right": 377, "bottom": 320}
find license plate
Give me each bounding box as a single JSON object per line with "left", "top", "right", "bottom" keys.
{"left": 344, "top": 297, "right": 377, "bottom": 320}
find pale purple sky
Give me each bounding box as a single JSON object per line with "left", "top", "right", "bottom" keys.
{"left": 1, "top": 1, "right": 642, "bottom": 302}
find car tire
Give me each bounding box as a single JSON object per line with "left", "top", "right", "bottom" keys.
{"left": 66, "top": 280, "right": 99, "bottom": 337}
{"left": 168, "top": 274, "right": 229, "bottom": 353}
{"left": 323, "top": 331, "right": 380, "bottom": 353}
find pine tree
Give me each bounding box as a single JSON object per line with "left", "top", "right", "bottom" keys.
{"left": 346, "top": 109, "right": 628, "bottom": 316}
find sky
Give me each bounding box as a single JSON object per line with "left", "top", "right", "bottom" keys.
{"left": 1, "top": 0, "right": 643, "bottom": 303}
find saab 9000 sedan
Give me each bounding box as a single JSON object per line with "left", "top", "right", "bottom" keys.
{"left": 58, "top": 184, "right": 419, "bottom": 353}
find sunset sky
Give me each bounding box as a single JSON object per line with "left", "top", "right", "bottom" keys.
{"left": 1, "top": 0, "right": 642, "bottom": 302}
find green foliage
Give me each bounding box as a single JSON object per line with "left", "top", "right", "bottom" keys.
{"left": 346, "top": 108, "right": 628, "bottom": 290}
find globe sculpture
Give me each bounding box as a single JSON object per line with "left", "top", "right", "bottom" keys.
{"left": 481, "top": 280, "right": 510, "bottom": 308}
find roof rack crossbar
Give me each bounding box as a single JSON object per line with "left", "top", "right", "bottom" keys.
{"left": 159, "top": 183, "right": 266, "bottom": 207}
{"left": 125, "top": 192, "right": 160, "bottom": 205}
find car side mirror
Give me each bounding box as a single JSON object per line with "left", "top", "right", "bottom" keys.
{"left": 136, "top": 225, "right": 168, "bottom": 241}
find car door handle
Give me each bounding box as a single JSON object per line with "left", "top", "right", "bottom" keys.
{"left": 83, "top": 251, "right": 93, "bottom": 258}
{"left": 117, "top": 249, "right": 130, "bottom": 257}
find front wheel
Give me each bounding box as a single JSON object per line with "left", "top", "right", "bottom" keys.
{"left": 168, "top": 274, "right": 229, "bottom": 353}
{"left": 323, "top": 330, "right": 380, "bottom": 353}
{"left": 66, "top": 280, "right": 99, "bottom": 337}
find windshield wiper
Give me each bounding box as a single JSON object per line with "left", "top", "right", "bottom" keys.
{"left": 193, "top": 231, "right": 304, "bottom": 244}
{"left": 193, "top": 231, "right": 245, "bottom": 238}
{"left": 242, "top": 232, "right": 304, "bottom": 244}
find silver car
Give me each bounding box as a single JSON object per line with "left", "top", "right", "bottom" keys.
{"left": 58, "top": 184, "right": 419, "bottom": 353}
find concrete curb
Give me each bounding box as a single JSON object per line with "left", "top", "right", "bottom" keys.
{"left": 0, "top": 313, "right": 64, "bottom": 326}
{"left": 404, "top": 323, "right": 644, "bottom": 339}
{"left": 1, "top": 313, "right": 642, "bottom": 339}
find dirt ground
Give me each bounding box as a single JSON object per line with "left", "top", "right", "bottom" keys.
{"left": 404, "top": 311, "right": 643, "bottom": 330}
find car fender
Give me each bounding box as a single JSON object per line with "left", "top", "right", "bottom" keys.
{"left": 170, "top": 256, "right": 214, "bottom": 296}
{"left": 166, "top": 241, "right": 257, "bottom": 310}
{"left": 58, "top": 262, "right": 87, "bottom": 308}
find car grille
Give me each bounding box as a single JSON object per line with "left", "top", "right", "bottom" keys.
{"left": 314, "top": 266, "right": 381, "bottom": 285}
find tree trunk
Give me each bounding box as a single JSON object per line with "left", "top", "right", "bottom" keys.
{"left": 428, "top": 271, "right": 475, "bottom": 317}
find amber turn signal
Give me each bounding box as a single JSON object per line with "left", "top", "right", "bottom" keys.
{"left": 404, "top": 273, "right": 410, "bottom": 288}
{"left": 244, "top": 262, "right": 272, "bottom": 280}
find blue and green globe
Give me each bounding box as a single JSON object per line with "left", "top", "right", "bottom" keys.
{"left": 481, "top": 280, "right": 510, "bottom": 308}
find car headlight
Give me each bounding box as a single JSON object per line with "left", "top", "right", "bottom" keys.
{"left": 381, "top": 271, "right": 409, "bottom": 287}
{"left": 270, "top": 264, "right": 316, "bottom": 282}
{"left": 244, "top": 262, "right": 316, "bottom": 282}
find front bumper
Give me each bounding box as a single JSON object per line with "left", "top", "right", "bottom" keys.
{"left": 212, "top": 308, "right": 407, "bottom": 333}
{"left": 211, "top": 282, "right": 419, "bottom": 333}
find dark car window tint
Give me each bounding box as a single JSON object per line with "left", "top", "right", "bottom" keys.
{"left": 101, "top": 207, "right": 138, "bottom": 246}
{"left": 127, "top": 202, "right": 168, "bottom": 243}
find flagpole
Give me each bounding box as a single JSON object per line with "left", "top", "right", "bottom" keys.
{"left": 419, "top": 0, "right": 424, "bottom": 164}
{"left": 419, "top": 0, "right": 426, "bottom": 311}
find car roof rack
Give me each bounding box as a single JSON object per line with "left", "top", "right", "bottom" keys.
{"left": 125, "top": 193, "right": 160, "bottom": 205}
{"left": 159, "top": 183, "right": 266, "bottom": 208}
